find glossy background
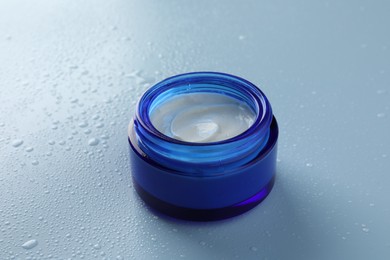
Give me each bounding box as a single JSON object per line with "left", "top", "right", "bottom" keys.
{"left": 0, "top": 0, "right": 389, "bottom": 259}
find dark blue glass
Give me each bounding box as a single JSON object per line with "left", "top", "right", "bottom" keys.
{"left": 128, "top": 72, "right": 278, "bottom": 221}
{"left": 134, "top": 72, "right": 273, "bottom": 175}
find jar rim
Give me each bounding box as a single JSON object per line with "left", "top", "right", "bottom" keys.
{"left": 135, "top": 71, "right": 273, "bottom": 146}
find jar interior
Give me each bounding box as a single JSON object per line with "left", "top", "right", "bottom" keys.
{"left": 133, "top": 73, "right": 273, "bottom": 175}
{"left": 149, "top": 90, "right": 256, "bottom": 143}
{"left": 148, "top": 83, "right": 259, "bottom": 143}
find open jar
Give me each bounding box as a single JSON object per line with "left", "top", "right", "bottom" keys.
{"left": 128, "top": 72, "right": 278, "bottom": 221}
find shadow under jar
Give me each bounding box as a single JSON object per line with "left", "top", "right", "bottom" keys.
{"left": 128, "top": 72, "right": 278, "bottom": 221}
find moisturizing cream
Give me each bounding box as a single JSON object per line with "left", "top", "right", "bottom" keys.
{"left": 128, "top": 72, "right": 278, "bottom": 221}
{"left": 149, "top": 93, "right": 256, "bottom": 143}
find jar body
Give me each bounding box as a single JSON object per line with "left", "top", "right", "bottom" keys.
{"left": 128, "top": 72, "right": 278, "bottom": 221}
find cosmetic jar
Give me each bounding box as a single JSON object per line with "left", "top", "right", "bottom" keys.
{"left": 128, "top": 72, "right": 278, "bottom": 221}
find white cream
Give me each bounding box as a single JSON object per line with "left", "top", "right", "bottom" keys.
{"left": 150, "top": 93, "right": 256, "bottom": 143}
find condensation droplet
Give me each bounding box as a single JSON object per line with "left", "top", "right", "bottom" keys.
{"left": 22, "top": 239, "right": 38, "bottom": 249}
{"left": 88, "top": 138, "right": 99, "bottom": 146}
{"left": 101, "top": 134, "right": 109, "bottom": 140}
{"left": 377, "top": 113, "right": 386, "bottom": 118}
{"left": 25, "top": 147, "right": 34, "bottom": 152}
{"left": 31, "top": 160, "right": 39, "bottom": 166}
{"left": 79, "top": 122, "right": 88, "bottom": 128}
{"left": 361, "top": 224, "right": 370, "bottom": 233}
{"left": 12, "top": 139, "right": 24, "bottom": 147}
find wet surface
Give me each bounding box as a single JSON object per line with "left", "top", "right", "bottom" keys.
{"left": 0, "top": 0, "right": 389, "bottom": 259}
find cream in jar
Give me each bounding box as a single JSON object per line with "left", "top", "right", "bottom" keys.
{"left": 149, "top": 93, "right": 256, "bottom": 143}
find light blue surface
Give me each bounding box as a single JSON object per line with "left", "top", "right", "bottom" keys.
{"left": 0, "top": 0, "right": 389, "bottom": 259}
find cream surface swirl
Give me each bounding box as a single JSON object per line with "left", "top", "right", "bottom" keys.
{"left": 149, "top": 93, "right": 256, "bottom": 143}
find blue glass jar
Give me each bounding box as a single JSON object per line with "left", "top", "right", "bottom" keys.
{"left": 128, "top": 72, "right": 278, "bottom": 221}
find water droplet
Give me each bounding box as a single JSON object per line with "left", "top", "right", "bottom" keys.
{"left": 88, "top": 138, "right": 99, "bottom": 146}
{"left": 22, "top": 239, "right": 38, "bottom": 249}
{"left": 31, "top": 160, "right": 39, "bottom": 166}
{"left": 238, "top": 35, "right": 246, "bottom": 40}
{"left": 48, "top": 140, "right": 55, "bottom": 145}
{"left": 361, "top": 224, "right": 370, "bottom": 232}
{"left": 25, "top": 147, "right": 34, "bottom": 152}
{"left": 12, "top": 139, "right": 24, "bottom": 147}
{"left": 250, "top": 246, "right": 258, "bottom": 252}
{"left": 306, "top": 163, "right": 313, "bottom": 167}
{"left": 79, "top": 122, "right": 88, "bottom": 128}
{"left": 93, "top": 244, "right": 101, "bottom": 249}
{"left": 377, "top": 113, "right": 386, "bottom": 118}
{"left": 199, "top": 241, "right": 206, "bottom": 246}
{"left": 376, "top": 89, "right": 387, "bottom": 95}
